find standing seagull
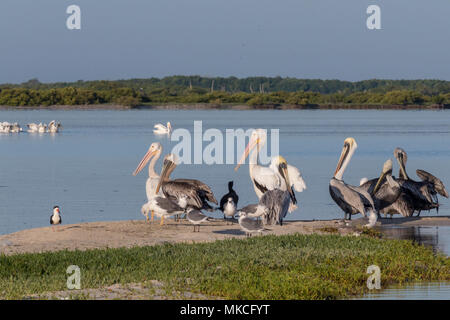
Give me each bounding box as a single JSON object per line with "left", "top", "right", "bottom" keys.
{"left": 329, "top": 138, "right": 377, "bottom": 220}
{"left": 219, "top": 181, "right": 239, "bottom": 223}
{"left": 50, "top": 206, "right": 62, "bottom": 230}
{"left": 186, "top": 209, "right": 209, "bottom": 232}
{"left": 235, "top": 129, "right": 306, "bottom": 211}
{"left": 133, "top": 142, "right": 164, "bottom": 222}
{"left": 238, "top": 211, "right": 268, "bottom": 237}
{"left": 153, "top": 122, "right": 172, "bottom": 135}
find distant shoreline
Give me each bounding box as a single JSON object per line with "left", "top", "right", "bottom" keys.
{"left": 0, "top": 103, "right": 449, "bottom": 111}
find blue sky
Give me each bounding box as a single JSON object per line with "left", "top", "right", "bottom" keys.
{"left": 0, "top": 0, "right": 449, "bottom": 83}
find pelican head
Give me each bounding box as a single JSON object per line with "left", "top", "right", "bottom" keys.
{"left": 373, "top": 159, "right": 393, "bottom": 194}
{"left": 334, "top": 137, "right": 358, "bottom": 180}
{"left": 274, "top": 156, "right": 297, "bottom": 204}
{"left": 394, "top": 147, "right": 409, "bottom": 180}
{"left": 155, "top": 153, "right": 179, "bottom": 193}
{"left": 234, "top": 129, "right": 267, "bottom": 171}
{"left": 133, "top": 142, "right": 162, "bottom": 176}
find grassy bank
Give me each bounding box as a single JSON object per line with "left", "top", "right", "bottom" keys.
{"left": 1, "top": 234, "right": 449, "bottom": 299}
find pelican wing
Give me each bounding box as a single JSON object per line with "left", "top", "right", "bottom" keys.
{"left": 172, "top": 178, "right": 218, "bottom": 204}
{"left": 287, "top": 164, "right": 306, "bottom": 192}
{"left": 416, "top": 169, "right": 449, "bottom": 198}
{"left": 252, "top": 166, "right": 281, "bottom": 195}
{"left": 161, "top": 181, "right": 204, "bottom": 209}
{"left": 329, "top": 179, "right": 375, "bottom": 216}
{"left": 260, "top": 189, "right": 290, "bottom": 225}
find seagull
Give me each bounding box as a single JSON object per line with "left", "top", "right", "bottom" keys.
{"left": 238, "top": 210, "right": 268, "bottom": 237}
{"left": 186, "top": 209, "right": 209, "bottom": 232}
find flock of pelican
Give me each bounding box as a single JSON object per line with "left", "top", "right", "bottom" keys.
{"left": 330, "top": 137, "right": 448, "bottom": 227}
{"left": 0, "top": 120, "right": 62, "bottom": 133}
{"left": 132, "top": 127, "right": 447, "bottom": 235}
{"left": 133, "top": 128, "right": 307, "bottom": 236}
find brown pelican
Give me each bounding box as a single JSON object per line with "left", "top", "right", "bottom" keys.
{"left": 329, "top": 138, "right": 377, "bottom": 220}
{"left": 234, "top": 129, "right": 305, "bottom": 211}
{"left": 133, "top": 142, "right": 164, "bottom": 222}
{"left": 186, "top": 209, "right": 209, "bottom": 232}
{"left": 47, "top": 120, "right": 62, "bottom": 133}
{"left": 156, "top": 154, "right": 218, "bottom": 212}
{"left": 219, "top": 181, "right": 239, "bottom": 223}
{"left": 359, "top": 159, "right": 402, "bottom": 212}
{"left": 153, "top": 122, "right": 172, "bottom": 135}
{"left": 394, "top": 148, "right": 448, "bottom": 216}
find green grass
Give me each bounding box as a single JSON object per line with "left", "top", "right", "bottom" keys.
{"left": 1, "top": 234, "right": 449, "bottom": 299}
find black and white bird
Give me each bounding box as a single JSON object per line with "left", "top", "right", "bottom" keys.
{"left": 219, "top": 181, "right": 239, "bottom": 223}
{"left": 186, "top": 209, "right": 209, "bottom": 232}
{"left": 50, "top": 206, "right": 62, "bottom": 228}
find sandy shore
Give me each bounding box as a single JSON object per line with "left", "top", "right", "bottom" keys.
{"left": 1, "top": 216, "right": 449, "bottom": 256}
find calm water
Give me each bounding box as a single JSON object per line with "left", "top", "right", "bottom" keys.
{"left": 1, "top": 109, "right": 449, "bottom": 237}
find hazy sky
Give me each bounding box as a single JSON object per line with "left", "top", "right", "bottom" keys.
{"left": 0, "top": 0, "right": 449, "bottom": 83}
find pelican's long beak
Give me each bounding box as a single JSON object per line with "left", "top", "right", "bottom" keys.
{"left": 155, "top": 158, "right": 176, "bottom": 194}
{"left": 373, "top": 159, "right": 394, "bottom": 194}
{"left": 334, "top": 143, "right": 350, "bottom": 177}
{"left": 278, "top": 160, "right": 297, "bottom": 204}
{"left": 396, "top": 153, "right": 409, "bottom": 180}
{"left": 133, "top": 149, "right": 157, "bottom": 176}
{"left": 234, "top": 137, "right": 260, "bottom": 171}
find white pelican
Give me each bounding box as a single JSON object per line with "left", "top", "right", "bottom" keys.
{"left": 50, "top": 206, "right": 62, "bottom": 231}
{"left": 133, "top": 142, "right": 163, "bottom": 222}
{"left": 0, "top": 122, "right": 11, "bottom": 133}
{"left": 218, "top": 181, "right": 239, "bottom": 223}
{"left": 47, "top": 120, "right": 62, "bottom": 133}
{"left": 234, "top": 129, "right": 306, "bottom": 211}
{"left": 156, "top": 153, "right": 218, "bottom": 212}
{"left": 27, "top": 123, "right": 46, "bottom": 133}
{"left": 153, "top": 122, "right": 172, "bottom": 135}
{"left": 329, "top": 137, "right": 376, "bottom": 220}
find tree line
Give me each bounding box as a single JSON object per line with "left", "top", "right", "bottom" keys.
{"left": 0, "top": 77, "right": 449, "bottom": 107}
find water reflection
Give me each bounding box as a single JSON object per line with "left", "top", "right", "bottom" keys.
{"left": 358, "top": 282, "right": 450, "bottom": 300}
{"left": 381, "top": 226, "right": 450, "bottom": 256}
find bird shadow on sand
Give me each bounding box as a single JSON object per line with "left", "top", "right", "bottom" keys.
{"left": 213, "top": 229, "right": 245, "bottom": 236}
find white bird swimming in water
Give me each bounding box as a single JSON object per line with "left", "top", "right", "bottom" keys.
{"left": 47, "top": 120, "right": 62, "bottom": 133}
{"left": 0, "top": 122, "right": 22, "bottom": 133}
{"left": 153, "top": 122, "right": 172, "bottom": 135}
{"left": 133, "top": 142, "right": 164, "bottom": 222}
{"left": 50, "top": 206, "right": 62, "bottom": 230}
{"left": 27, "top": 123, "right": 47, "bottom": 133}
{"left": 235, "top": 129, "right": 306, "bottom": 212}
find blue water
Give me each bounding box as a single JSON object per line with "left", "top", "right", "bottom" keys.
{"left": 0, "top": 109, "right": 449, "bottom": 236}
